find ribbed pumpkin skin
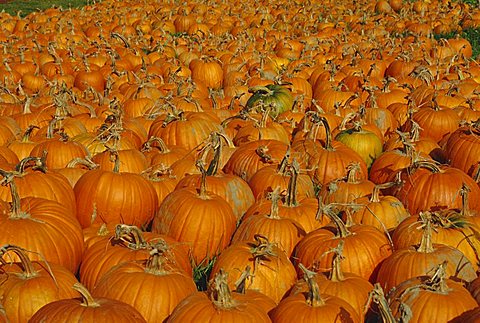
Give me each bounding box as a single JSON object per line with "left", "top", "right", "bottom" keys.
{"left": 29, "top": 139, "right": 89, "bottom": 170}
{"left": 246, "top": 84, "right": 294, "bottom": 118}
{"left": 393, "top": 215, "right": 480, "bottom": 272}
{"left": 29, "top": 297, "right": 147, "bottom": 323}
{"left": 210, "top": 241, "right": 297, "bottom": 303}
{"left": 232, "top": 213, "right": 306, "bottom": 257}
{"left": 389, "top": 277, "right": 478, "bottom": 322}
{"left": 74, "top": 169, "right": 158, "bottom": 228}
{"left": 0, "top": 261, "right": 80, "bottom": 323}
{"left": 0, "top": 170, "right": 77, "bottom": 215}
{"left": 375, "top": 244, "right": 477, "bottom": 293}
{"left": 394, "top": 166, "right": 480, "bottom": 215}
{"left": 93, "top": 262, "right": 197, "bottom": 322}
{"left": 335, "top": 129, "right": 383, "bottom": 168}
{"left": 294, "top": 225, "right": 392, "bottom": 281}
{"left": 148, "top": 112, "right": 222, "bottom": 151}
{"left": 223, "top": 139, "right": 289, "bottom": 182}
{"left": 152, "top": 188, "right": 236, "bottom": 265}
{"left": 269, "top": 293, "right": 360, "bottom": 323}
{"left": 444, "top": 126, "right": 480, "bottom": 177}
{"left": 175, "top": 173, "right": 255, "bottom": 219}
{"left": 167, "top": 291, "right": 272, "bottom": 322}
{"left": 79, "top": 233, "right": 192, "bottom": 290}
{"left": 0, "top": 197, "right": 84, "bottom": 273}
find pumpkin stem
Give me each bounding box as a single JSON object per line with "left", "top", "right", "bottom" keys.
{"left": 318, "top": 116, "right": 333, "bottom": 150}
{"left": 144, "top": 240, "right": 170, "bottom": 275}
{"left": 364, "top": 283, "right": 397, "bottom": 323}
{"left": 328, "top": 240, "right": 345, "bottom": 282}
{"left": 234, "top": 266, "right": 253, "bottom": 294}
{"left": 141, "top": 136, "right": 171, "bottom": 154}
{"left": 285, "top": 159, "right": 300, "bottom": 207}
{"left": 114, "top": 224, "right": 149, "bottom": 250}
{"left": 205, "top": 132, "right": 223, "bottom": 176}
{"left": 424, "top": 260, "right": 450, "bottom": 293}
{"left": 370, "top": 182, "right": 396, "bottom": 203}
{"left": 417, "top": 212, "right": 435, "bottom": 253}
{"left": 73, "top": 283, "right": 101, "bottom": 308}
{"left": 267, "top": 187, "right": 282, "bottom": 219}
{"left": 346, "top": 162, "right": 361, "bottom": 184}
{"left": 459, "top": 183, "right": 471, "bottom": 217}
{"left": 412, "top": 159, "right": 442, "bottom": 174}
{"left": 298, "top": 263, "right": 325, "bottom": 307}
{"left": 196, "top": 159, "right": 209, "bottom": 198}
{"left": 21, "top": 125, "right": 39, "bottom": 142}
{"left": 318, "top": 202, "right": 351, "bottom": 237}
{"left": 210, "top": 268, "right": 237, "bottom": 309}
{"left": 66, "top": 156, "right": 98, "bottom": 170}
{"left": 0, "top": 169, "right": 26, "bottom": 218}
{"left": 16, "top": 156, "right": 46, "bottom": 174}
{"left": 0, "top": 244, "right": 39, "bottom": 278}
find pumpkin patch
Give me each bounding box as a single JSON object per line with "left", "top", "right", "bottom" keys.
{"left": 1, "top": 0, "right": 480, "bottom": 321}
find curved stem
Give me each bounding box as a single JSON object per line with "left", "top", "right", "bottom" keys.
{"left": 114, "top": 224, "right": 148, "bottom": 250}
{"left": 369, "top": 182, "right": 396, "bottom": 203}
{"left": 285, "top": 159, "right": 300, "bottom": 207}
{"left": 298, "top": 263, "right": 325, "bottom": 307}
{"left": 141, "top": 137, "right": 171, "bottom": 154}
{"left": 318, "top": 116, "right": 333, "bottom": 150}
{"left": 364, "top": 283, "right": 397, "bottom": 323}
{"left": 346, "top": 162, "right": 361, "bottom": 184}
{"left": 328, "top": 240, "right": 345, "bottom": 282}
{"left": 0, "top": 244, "right": 38, "bottom": 278}
{"left": 210, "top": 268, "right": 236, "bottom": 309}
{"left": 73, "top": 283, "right": 100, "bottom": 308}
{"left": 234, "top": 266, "right": 252, "bottom": 294}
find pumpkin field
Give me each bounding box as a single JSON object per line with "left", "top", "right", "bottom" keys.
{"left": 1, "top": 0, "right": 480, "bottom": 321}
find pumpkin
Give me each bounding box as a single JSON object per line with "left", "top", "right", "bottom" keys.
{"left": 210, "top": 235, "right": 297, "bottom": 303}
{"left": 80, "top": 224, "right": 192, "bottom": 290}
{"left": 388, "top": 262, "right": 478, "bottom": 323}
{"left": 0, "top": 245, "right": 80, "bottom": 323}
{"left": 232, "top": 187, "right": 306, "bottom": 257}
{"left": 376, "top": 212, "right": 477, "bottom": 293}
{"left": 246, "top": 84, "right": 294, "bottom": 118}
{"left": 269, "top": 264, "right": 360, "bottom": 323}
{"left": 294, "top": 204, "right": 392, "bottom": 282}
{"left": 152, "top": 163, "right": 237, "bottom": 265}
{"left": 74, "top": 152, "right": 158, "bottom": 228}
{"left": 29, "top": 283, "right": 147, "bottom": 323}
{"left": 93, "top": 242, "right": 197, "bottom": 322}
{"left": 0, "top": 170, "right": 84, "bottom": 273}
{"left": 289, "top": 241, "right": 373, "bottom": 320}
{"left": 167, "top": 269, "right": 271, "bottom": 322}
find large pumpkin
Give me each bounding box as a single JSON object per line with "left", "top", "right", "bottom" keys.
{"left": 246, "top": 84, "right": 294, "bottom": 118}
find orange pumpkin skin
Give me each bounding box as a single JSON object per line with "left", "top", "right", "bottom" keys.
{"left": 294, "top": 224, "right": 392, "bottom": 282}
{"left": 444, "top": 124, "right": 480, "bottom": 177}
{"left": 79, "top": 230, "right": 192, "bottom": 291}
{"left": 388, "top": 275, "right": 478, "bottom": 322}
{"left": 74, "top": 169, "right": 158, "bottom": 228}
{"left": 375, "top": 243, "right": 477, "bottom": 293}
{"left": 393, "top": 164, "right": 480, "bottom": 215}
{"left": 152, "top": 187, "right": 236, "bottom": 265}
{"left": 93, "top": 259, "right": 197, "bottom": 322}
{"left": 0, "top": 197, "right": 84, "bottom": 273}
{"left": 210, "top": 238, "right": 297, "bottom": 303}
{"left": 29, "top": 294, "right": 147, "bottom": 323}
{"left": 0, "top": 246, "right": 80, "bottom": 323}
{"left": 223, "top": 139, "right": 289, "bottom": 182}
{"left": 167, "top": 291, "right": 272, "bottom": 322}
{"left": 270, "top": 292, "right": 360, "bottom": 323}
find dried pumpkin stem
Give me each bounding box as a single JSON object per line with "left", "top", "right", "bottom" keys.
{"left": 234, "top": 266, "right": 252, "bottom": 294}
{"left": 0, "top": 244, "right": 38, "bottom": 278}
{"left": 73, "top": 283, "right": 101, "bottom": 308}
{"left": 210, "top": 268, "right": 236, "bottom": 309}
{"left": 417, "top": 212, "right": 435, "bottom": 253}
{"left": 285, "top": 159, "right": 300, "bottom": 207}
{"left": 328, "top": 240, "right": 345, "bottom": 282}
{"left": 298, "top": 263, "right": 325, "bottom": 307}
{"left": 114, "top": 224, "right": 148, "bottom": 250}
{"left": 318, "top": 116, "right": 333, "bottom": 150}
{"left": 364, "top": 283, "right": 397, "bottom": 323}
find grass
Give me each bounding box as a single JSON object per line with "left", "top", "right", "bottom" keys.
{"left": 0, "top": 0, "right": 96, "bottom": 17}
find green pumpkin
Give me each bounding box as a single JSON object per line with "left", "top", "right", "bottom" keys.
{"left": 335, "top": 127, "right": 383, "bottom": 168}
{"left": 246, "top": 84, "right": 294, "bottom": 118}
